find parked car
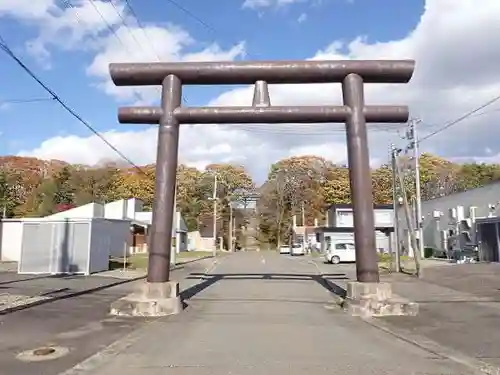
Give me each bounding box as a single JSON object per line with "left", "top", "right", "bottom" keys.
{"left": 290, "top": 243, "right": 305, "bottom": 256}
{"left": 279, "top": 245, "right": 290, "bottom": 254}
{"left": 324, "top": 242, "right": 356, "bottom": 264}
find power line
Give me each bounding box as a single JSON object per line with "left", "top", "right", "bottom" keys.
{"left": 122, "top": 0, "right": 162, "bottom": 60}
{"left": 226, "top": 124, "right": 402, "bottom": 135}
{"left": 0, "top": 36, "right": 146, "bottom": 174}
{"left": 85, "top": 0, "right": 130, "bottom": 52}
{"left": 419, "top": 93, "right": 500, "bottom": 143}
{"left": 161, "top": 0, "right": 217, "bottom": 35}
{"left": 115, "top": 0, "right": 189, "bottom": 104}
{"left": 108, "top": 0, "right": 150, "bottom": 56}
{"left": 0, "top": 98, "right": 55, "bottom": 105}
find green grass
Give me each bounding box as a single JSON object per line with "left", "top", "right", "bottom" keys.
{"left": 377, "top": 253, "right": 414, "bottom": 273}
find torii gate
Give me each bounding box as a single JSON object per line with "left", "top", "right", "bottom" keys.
{"left": 108, "top": 59, "right": 414, "bottom": 316}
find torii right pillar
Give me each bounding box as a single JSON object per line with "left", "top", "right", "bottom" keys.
{"left": 342, "top": 73, "right": 419, "bottom": 318}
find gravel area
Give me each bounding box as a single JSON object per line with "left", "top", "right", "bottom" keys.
{"left": 0, "top": 293, "right": 50, "bottom": 312}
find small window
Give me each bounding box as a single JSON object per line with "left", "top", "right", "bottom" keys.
{"left": 335, "top": 243, "right": 347, "bottom": 250}
{"left": 345, "top": 243, "right": 355, "bottom": 250}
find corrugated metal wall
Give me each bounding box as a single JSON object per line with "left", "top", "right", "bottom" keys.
{"left": 397, "top": 180, "right": 500, "bottom": 250}
{"left": 19, "top": 221, "right": 91, "bottom": 274}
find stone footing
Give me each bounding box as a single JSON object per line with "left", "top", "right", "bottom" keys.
{"left": 110, "top": 281, "right": 182, "bottom": 317}
{"left": 344, "top": 281, "right": 418, "bottom": 318}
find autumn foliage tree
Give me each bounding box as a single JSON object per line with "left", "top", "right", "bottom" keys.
{"left": 2, "top": 153, "right": 500, "bottom": 251}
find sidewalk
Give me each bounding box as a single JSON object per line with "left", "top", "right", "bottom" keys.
{"left": 59, "top": 252, "right": 474, "bottom": 375}
{"left": 0, "top": 254, "right": 213, "bottom": 314}
{"left": 317, "top": 259, "right": 500, "bottom": 373}
{"left": 379, "top": 264, "right": 500, "bottom": 371}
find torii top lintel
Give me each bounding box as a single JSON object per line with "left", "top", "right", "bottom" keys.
{"left": 109, "top": 59, "right": 415, "bottom": 86}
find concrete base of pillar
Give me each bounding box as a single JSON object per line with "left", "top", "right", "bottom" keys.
{"left": 344, "top": 281, "right": 418, "bottom": 318}
{"left": 109, "top": 281, "right": 182, "bottom": 317}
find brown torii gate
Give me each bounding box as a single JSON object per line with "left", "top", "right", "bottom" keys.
{"left": 108, "top": 60, "right": 414, "bottom": 316}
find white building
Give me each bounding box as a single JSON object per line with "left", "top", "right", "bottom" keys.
{"left": 0, "top": 198, "right": 188, "bottom": 274}
{"left": 315, "top": 204, "right": 395, "bottom": 254}
{"left": 397, "top": 180, "right": 500, "bottom": 262}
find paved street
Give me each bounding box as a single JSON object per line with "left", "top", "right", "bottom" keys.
{"left": 0, "top": 257, "right": 216, "bottom": 375}
{"left": 62, "top": 252, "right": 473, "bottom": 375}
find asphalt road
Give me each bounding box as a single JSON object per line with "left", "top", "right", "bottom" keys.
{"left": 0, "top": 258, "right": 216, "bottom": 375}
{"left": 62, "top": 252, "right": 475, "bottom": 375}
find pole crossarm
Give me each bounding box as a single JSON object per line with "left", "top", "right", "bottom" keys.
{"left": 118, "top": 105, "right": 410, "bottom": 124}
{"left": 109, "top": 59, "right": 415, "bottom": 86}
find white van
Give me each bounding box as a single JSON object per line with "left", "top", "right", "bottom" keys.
{"left": 324, "top": 242, "right": 356, "bottom": 264}
{"left": 290, "top": 243, "right": 305, "bottom": 256}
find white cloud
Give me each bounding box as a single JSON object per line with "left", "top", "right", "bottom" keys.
{"left": 0, "top": 0, "right": 54, "bottom": 19}
{"left": 297, "top": 13, "right": 307, "bottom": 23}
{"left": 1, "top": 0, "right": 128, "bottom": 64}
{"left": 242, "top": 0, "right": 305, "bottom": 10}
{"left": 5, "top": 0, "right": 500, "bottom": 182}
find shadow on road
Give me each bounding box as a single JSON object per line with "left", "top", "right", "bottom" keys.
{"left": 180, "top": 272, "right": 350, "bottom": 304}
{"left": 0, "top": 273, "right": 78, "bottom": 286}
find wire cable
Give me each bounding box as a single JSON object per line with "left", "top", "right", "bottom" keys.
{"left": 419, "top": 93, "right": 500, "bottom": 143}
{"left": 0, "top": 36, "right": 146, "bottom": 174}
{"left": 0, "top": 98, "right": 55, "bottom": 105}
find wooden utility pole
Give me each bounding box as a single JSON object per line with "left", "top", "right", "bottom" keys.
{"left": 212, "top": 173, "right": 218, "bottom": 257}
{"left": 408, "top": 119, "right": 424, "bottom": 259}
{"left": 390, "top": 144, "right": 401, "bottom": 273}
{"left": 395, "top": 154, "right": 421, "bottom": 277}
{"left": 229, "top": 202, "right": 233, "bottom": 252}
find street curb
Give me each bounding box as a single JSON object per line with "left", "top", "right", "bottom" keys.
{"left": 0, "top": 256, "right": 212, "bottom": 316}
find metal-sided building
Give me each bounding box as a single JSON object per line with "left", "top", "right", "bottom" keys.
{"left": 315, "top": 204, "right": 395, "bottom": 253}
{"left": 0, "top": 198, "right": 189, "bottom": 275}
{"left": 398, "top": 180, "right": 500, "bottom": 262}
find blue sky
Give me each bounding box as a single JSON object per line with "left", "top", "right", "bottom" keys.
{"left": 0, "top": 0, "right": 498, "bottom": 180}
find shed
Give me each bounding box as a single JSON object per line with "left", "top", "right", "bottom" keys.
{"left": 1, "top": 218, "right": 130, "bottom": 275}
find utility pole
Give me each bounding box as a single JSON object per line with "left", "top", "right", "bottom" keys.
{"left": 390, "top": 144, "right": 401, "bottom": 273}
{"left": 229, "top": 201, "right": 233, "bottom": 252}
{"left": 394, "top": 155, "right": 421, "bottom": 277}
{"left": 301, "top": 202, "right": 306, "bottom": 226}
{"left": 406, "top": 118, "right": 424, "bottom": 258}
{"left": 171, "top": 183, "right": 177, "bottom": 266}
{"left": 212, "top": 173, "right": 218, "bottom": 257}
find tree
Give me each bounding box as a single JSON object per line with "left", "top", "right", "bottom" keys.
{"left": 371, "top": 165, "right": 393, "bottom": 204}
{"left": 111, "top": 165, "right": 156, "bottom": 209}
{"left": 53, "top": 166, "right": 75, "bottom": 205}
{"left": 0, "top": 169, "right": 23, "bottom": 217}
{"left": 418, "top": 153, "right": 460, "bottom": 200}
{"left": 70, "top": 164, "right": 121, "bottom": 205}
{"left": 203, "top": 164, "right": 255, "bottom": 249}
{"left": 322, "top": 166, "right": 350, "bottom": 205}
{"left": 259, "top": 155, "right": 333, "bottom": 247}
{"left": 176, "top": 165, "right": 211, "bottom": 231}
